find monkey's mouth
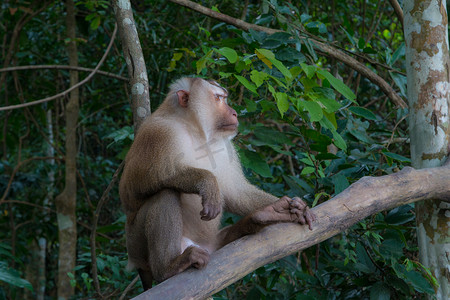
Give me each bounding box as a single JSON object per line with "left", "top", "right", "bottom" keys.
{"left": 220, "top": 123, "right": 238, "bottom": 131}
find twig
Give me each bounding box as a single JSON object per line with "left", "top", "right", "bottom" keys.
{"left": 0, "top": 23, "right": 118, "bottom": 112}
{"left": 119, "top": 275, "right": 140, "bottom": 300}
{"left": 168, "top": 0, "right": 407, "bottom": 108}
{"left": 1, "top": 201, "right": 116, "bottom": 240}
{"left": 0, "top": 65, "right": 128, "bottom": 81}
{"left": 90, "top": 161, "right": 125, "bottom": 297}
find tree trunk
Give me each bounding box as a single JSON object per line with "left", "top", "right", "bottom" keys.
{"left": 404, "top": 0, "right": 450, "bottom": 299}
{"left": 113, "top": 0, "right": 151, "bottom": 132}
{"left": 54, "top": 0, "right": 79, "bottom": 298}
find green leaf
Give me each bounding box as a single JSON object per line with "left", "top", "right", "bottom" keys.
{"left": 289, "top": 66, "right": 303, "bottom": 79}
{"left": 303, "top": 38, "right": 318, "bottom": 61}
{"left": 363, "top": 46, "right": 377, "bottom": 54}
{"left": 284, "top": 175, "right": 314, "bottom": 194}
{"left": 324, "top": 111, "right": 338, "bottom": 129}
{"left": 0, "top": 267, "right": 33, "bottom": 291}
{"left": 357, "top": 37, "right": 366, "bottom": 50}
{"left": 302, "top": 100, "right": 323, "bottom": 122}
{"left": 271, "top": 58, "right": 293, "bottom": 79}
{"left": 382, "top": 151, "right": 411, "bottom": 163}
{"left": 256, "top": 48, "right": 292, "bottom": 79}
{"left": 318, "top": 97, "right": 342, "bottom": 113}
{"left": 255, "top": 48, "right": 274, "bottom": 68}
{"left": 253, "top": 126, "right": 293, "bottom": 146}
{"left": 105, "top": 126, "right": 134, "bottom": 148}
{"left": 267, "top": 32, "right": 293, "bottom": 42}
{"left": 316, "top": 69, "right": 356, "bottom": 102}
{"left": 215, "top": 47, "right": 237, "bottom": 63}
{"left": 250, "top": 70, "right": 268, "bottom": 87}
{"left": 390, "top": 72, "right": 407, "bottom": 97}
{"left": 300, "top": 63, "right": 316, "bottom": 79}
{"left": 391, "top": 43, "right": 405, "bottom": 65}
{"left": 239, "top": 149, "right": 272, "bottom": 178}
{"left": 385, "top": 205, "right": 415, "bottom": 225}
{"left": 403, "top": 270, "right": 435, "bottom": 294}
{"left": 255, "top": 48, "right": 275, "bottom": 60}
{"left": 370, "top": 282, "right": 391, "bottom": 300}
{"left": 301, "top": 166, "right": 315, "bottom": 175}
{"left": 244, "top": 98, "right": 257, "bottom": 112}
{"left": 356, "top": 243, "right": 376, "bottom": 273}
{"left": 332, "top": 173, "right": 349, "bottom": 194}
{"left": 234, "top": 75, "right": 258, "bottom": 94}
{"left": 332, "top": 130, "right": 347, "bottom": 151}
{"left": 341, "top": 26, "right": 356, "bottom": 46}
{"left": 90, "top": 16, "right": 101, "bottom": 30}
{"left": 319, "top": 116, "right": 337, "bottom": 131}
{"left": 275, "top": 92, "right": 289, "bottom": 115}
{"left": 349, "top": 106, "right": 377, "bottom": 120}
{"left": 196, "top": 49, "right": 213, "bottom": 74}
{"left": 349, "top": 128, "right": 373, "bottom": 144}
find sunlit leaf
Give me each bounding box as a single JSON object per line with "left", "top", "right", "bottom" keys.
{"left": 234, "top": 75, "right": 258, "bottom": 95}
{"left": 215, "top": 47, "right": 238, "bottom": 63}
{"left": 317, "top": 69, "right": 356, "bottom": 102}
{"left": 303, "top": 100, "right": 323, "bottom": 122}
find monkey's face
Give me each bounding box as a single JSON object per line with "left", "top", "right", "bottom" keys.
{"left": 175, "top": 78, "right": 239, "bottom": 138}
{"left": 206, "top": 81, "right": 238, "bottom": 135}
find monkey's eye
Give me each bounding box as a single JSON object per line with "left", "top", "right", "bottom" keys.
{"left": 215, "top": 94, "right": 226, "bottom": 102}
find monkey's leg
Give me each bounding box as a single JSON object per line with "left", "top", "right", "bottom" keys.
{"left": 218, "top": 196, "right": 316, "bottom": 248}
{"left": 145, "top": 190, "right": 210, "bottom": 283}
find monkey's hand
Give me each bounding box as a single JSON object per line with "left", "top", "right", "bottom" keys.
{"left": 198, "top": 180, "right": 222, "bottom": 221}
{"left": 252, "top": 196, "right": 316, "bottom": 230}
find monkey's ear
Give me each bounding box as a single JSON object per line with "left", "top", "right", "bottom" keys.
{"left": 176, "top": 90, "right": 190, "bottom": 108}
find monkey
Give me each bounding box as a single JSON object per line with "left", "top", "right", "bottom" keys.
{"left": 119, "top": 77, "right": 316, "bottom": 290}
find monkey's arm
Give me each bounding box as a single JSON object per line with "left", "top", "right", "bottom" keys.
{"left": 160, "top": 167, "right": 223, "bottom": 220}
{"left": 223, "top": 179, "right": 278, "bottom": 216}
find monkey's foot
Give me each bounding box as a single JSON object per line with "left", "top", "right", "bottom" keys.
{"left": 184, "top": 246, "right": 210, "bottom": 269}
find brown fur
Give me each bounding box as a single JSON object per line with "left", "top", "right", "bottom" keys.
{"left": 119, "top": 77, "right": 315, "bottom": 289}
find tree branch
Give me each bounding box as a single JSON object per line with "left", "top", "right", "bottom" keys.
{"left": 136, "top": 163, "right": 450, "bottom": 299}
{"left": 0, "top": 65, "right": 128, "bottom": 81}
{"left": 388, "top": 0, "right": 404, "bottom": 27}
{"left": 0, "top": 24, "right": 117, "bottom": 112}
{"left": 168, "top": 0, "right": 407, "bottom": 108}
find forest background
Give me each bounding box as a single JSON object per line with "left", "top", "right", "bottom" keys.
{"left": 0, "top": 0, "right": 449, "bottom": 299}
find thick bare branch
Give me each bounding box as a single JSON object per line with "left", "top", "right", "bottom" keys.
{"left": 388, "top": 0, "right": 404, "bottom": 27}
{"left": 136, "top": 163, "right": 450, "bottom": 299}
{"left": 168, "top": 0, "right": 407, "bottom": 108}
{"left": 114, "top": 0, "right": 151, "bottom": 132}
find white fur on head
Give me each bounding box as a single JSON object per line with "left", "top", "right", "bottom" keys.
{"left": 164, "top": 77, "right": 229, "bottom": 141}
{"left": 166, "top": 77, "right": 195, "bottom": 107}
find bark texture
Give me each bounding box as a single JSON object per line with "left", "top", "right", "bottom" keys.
{"left": 54, "top": 0, "right": 79, "bottom": 298}
{"left": 114, "top": 0, "right": 151, "bottom": 132}
{"left": 404, "top": 1, "right": 450, "bottom": 299}
{"left": 135, "top": 163, "right": 450, "bottom": 299}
